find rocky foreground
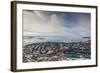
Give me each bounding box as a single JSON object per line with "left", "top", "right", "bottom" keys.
{"left": 23, "top": 42, "right": 91, "bottom": 63}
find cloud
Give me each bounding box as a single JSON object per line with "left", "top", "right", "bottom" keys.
{"left": 23, "top": 10, "right": 90, "bottom": 38}
{"left": 23, "top": 10, "right": 65, "bottom": 34}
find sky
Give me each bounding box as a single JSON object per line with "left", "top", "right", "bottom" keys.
{"left": 23, "top": 10, "right": 91, "bottom": 38}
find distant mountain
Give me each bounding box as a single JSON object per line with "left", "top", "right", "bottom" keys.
{"left": 83, "top": 37, "right": 90, "bottom": 39}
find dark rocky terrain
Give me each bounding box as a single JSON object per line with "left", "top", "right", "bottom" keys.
{"left": 23, "top": 42, "right": 91, "bottom": 63}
